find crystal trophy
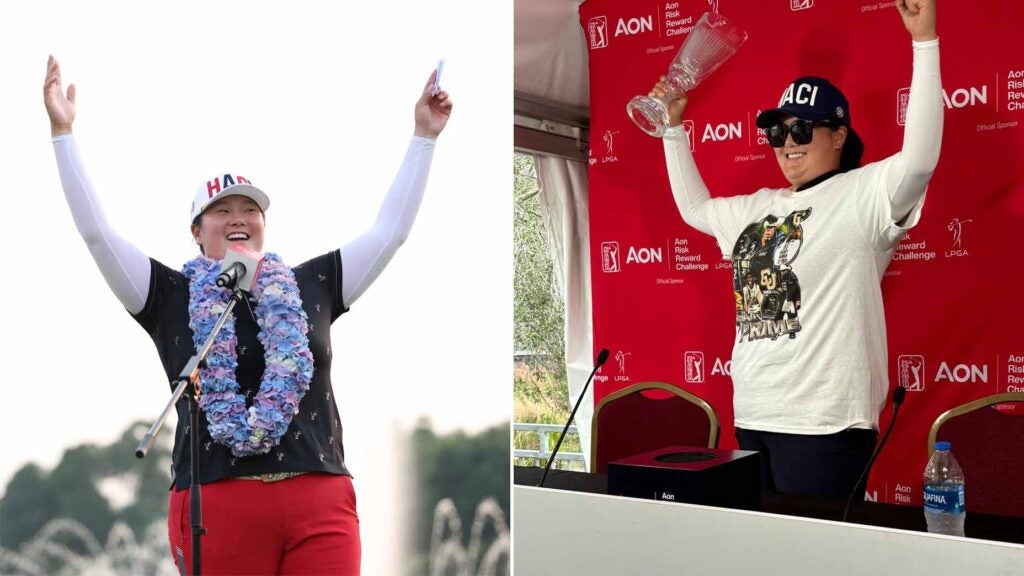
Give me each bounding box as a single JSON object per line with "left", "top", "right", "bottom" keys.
{"left": 626, "top": 12, "right": 748, "bottom": 137}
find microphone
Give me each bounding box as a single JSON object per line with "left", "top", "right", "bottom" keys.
{"left": 216, "top": 262, "right": 245, "bottom": 289}
{"left": 538, "top": 348, "right": 610, "bottom": 488}
{"left": 842, "top": 385, "right": 907, "bottom": 522}
{"left": 215, "top": 243, "right": 264, "bottom": 291}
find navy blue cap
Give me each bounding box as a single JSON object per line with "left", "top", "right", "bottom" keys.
{"left": 756, "top": 76, "right": 852, "bottom": 129}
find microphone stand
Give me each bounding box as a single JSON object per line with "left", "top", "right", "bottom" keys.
{"left": 539, "top": 349, "right": 609, "bottom": 487}
{"left": 136, "top": 283, "right": 247, "bottom": 576}
{"left": 842, "top": 386, "right": 907, "bottom": 523}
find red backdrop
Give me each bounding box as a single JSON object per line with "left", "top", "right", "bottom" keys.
{"left": 580, "top": 0, "right": 1024, "bottom": 506}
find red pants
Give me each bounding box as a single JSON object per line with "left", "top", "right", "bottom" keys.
{"left": 168, "top": 473, "right": 360, "bottom": 575}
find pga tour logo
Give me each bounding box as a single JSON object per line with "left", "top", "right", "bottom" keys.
{"left": 684, "top": 351, "right": 705, "bottom": 383}
{"left": 898, "top": 355, "right": 925, "bottom": 391}
{"left": 601, "top": 241, "right": 621, "bottom": 273}
{"left": 683, "top": 120, "right": 696, "bottom": 151}
{"left": 588, "top": 16, "right": 609, "bottom": 49}
{"left": 791, "top": 0, "right": 814, "bottom": 10}
{"left": 897, "top": 88, "right": 911, "bottom": 126}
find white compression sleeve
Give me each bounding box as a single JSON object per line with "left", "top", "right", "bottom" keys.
{"left": 339, "top": 136, "right": 436, "bottom": 307}
{"left": 662, "top": 124, "right": 716, "bottom": 235}
{"left": 889, "top": 39, "right": 943, "bottom": 221}
{"left": 53, "top": 135, "right": 151, "bottom": 315}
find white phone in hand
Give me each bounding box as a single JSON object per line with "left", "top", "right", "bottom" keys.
{"left": 432, "top": 58, "right": 445, "bottom": 96}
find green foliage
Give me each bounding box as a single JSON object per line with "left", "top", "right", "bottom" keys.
{"left": 513, "top": 361, "right": 582, "bottom": 471}
{"left": 512, "top": 153, "right": 579, "bottom": 470}
{"left": 0, "top": 464, "right": 61, "bottom": 550}
{"left": 513, "top": 153, "right": 565, "bottom": 367}
{"left": 49, "top": 445, "right": 119, "bottom": 554}
{"left": 512, "top": 154, "right": 567, "bottom": 414}
{"left": 0, "top": 422, "right": 172, "bottom": 552}
{"left": 514, "top": 360, "right": 568, "bottom": 420}
{"left": 407, "top": 420, "right": 509, "bottom": 576}
{"left": 107, "top": 426, "right": 175, "bottom": 538}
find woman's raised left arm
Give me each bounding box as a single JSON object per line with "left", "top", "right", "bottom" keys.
{"left": 889, "top": 0, "right": 942, "bottom": 222}
{"left": 338, "top": 71, "right": 452, "bottom": 306}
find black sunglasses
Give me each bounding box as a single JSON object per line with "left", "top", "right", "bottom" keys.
{"left": 765, "top": 119, "right": 837, "bottom": 148}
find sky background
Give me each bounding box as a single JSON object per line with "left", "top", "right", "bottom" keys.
{"left": 0, "top": 1, "right": 511, "bottom": 571}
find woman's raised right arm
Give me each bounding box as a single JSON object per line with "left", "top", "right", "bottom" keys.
{"left": 46, "top": 56, "right": 151, "bottom": 314}
{"left": 651, "top": 78, "right": 717, "bottom": 235}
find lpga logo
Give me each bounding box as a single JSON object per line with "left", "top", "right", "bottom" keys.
{"left": 615, "top": 351, "right": 630, "bottom": 374}
{"left": 589, "top": 16, "right": 609, "bottom": 49}
{"left": 602, "top": 129, "right": 620, "bottom": 163}
{"left": 791, "top": 0, "right": 814, "bottom": 10}
{"left": 945, "top": 217, "right": 972, "bottom": 258}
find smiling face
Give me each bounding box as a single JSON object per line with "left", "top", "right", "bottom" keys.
{"left": 773, "top": 116, "right": 847, "bottom": 189}
{"left": 190, "top": 195, "right": 265, "bottom": 260}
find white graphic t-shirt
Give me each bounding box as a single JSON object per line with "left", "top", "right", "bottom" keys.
{"left": 703, "top": 162, "right": 924, "bottom": 434}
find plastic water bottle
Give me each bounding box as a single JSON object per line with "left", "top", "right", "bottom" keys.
{"left": 923, "top": 441, "right": 965, "bottom": 536}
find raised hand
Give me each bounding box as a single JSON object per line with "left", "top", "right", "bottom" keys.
{"left": 895, "top": 0, "right": 937, "bottom": 42}
{"left": 649, "top": 76, "right": 689, "bottom": 127}
{"left": 44, "top": 55, "right": 76, "bottom": 137}
{"left": 414, "top": 69, "right": 453, "bottom": 139}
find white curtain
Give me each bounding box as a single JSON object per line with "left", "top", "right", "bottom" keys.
{"left": 533, "top": 154, "right": 594, "bottom": 471}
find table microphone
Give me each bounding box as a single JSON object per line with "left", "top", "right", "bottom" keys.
{"left": 842, "top": 385, "right": 906, "bottom": 522}
{"left": 538, "top": 348, "right": 610, "bottom": 488}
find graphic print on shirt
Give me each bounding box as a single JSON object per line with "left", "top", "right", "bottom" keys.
{"left": 731, "top": 208, "right": 811, "bottom": 343}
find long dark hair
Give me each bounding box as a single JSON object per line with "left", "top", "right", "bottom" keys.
{"left": 840, "top": 127, "right": 864, "bottom": 173}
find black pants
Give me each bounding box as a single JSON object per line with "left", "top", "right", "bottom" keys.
{"left": 735, "top": 427, "right": 878, "bottom": 499}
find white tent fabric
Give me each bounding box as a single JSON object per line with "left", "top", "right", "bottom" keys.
{"left": 534, "top": 155, "right": 593, "bottom": 470}
{"left": 514, "top": 0, "right": 589, "bottom": 109}
{"left": 516, "top": 0, "right": 596, "bottom": 470}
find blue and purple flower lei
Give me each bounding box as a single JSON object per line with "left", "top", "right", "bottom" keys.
{"left": 182, "top": 253, "right": 314, "bottom": 457}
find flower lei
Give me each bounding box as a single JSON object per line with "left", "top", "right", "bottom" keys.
{"left": 182, "top": 253, "right": 314, "bottom": 457}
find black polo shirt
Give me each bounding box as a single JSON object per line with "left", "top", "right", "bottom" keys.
{"left": 133, "top": 251, "right": 351, "bottom": 491}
